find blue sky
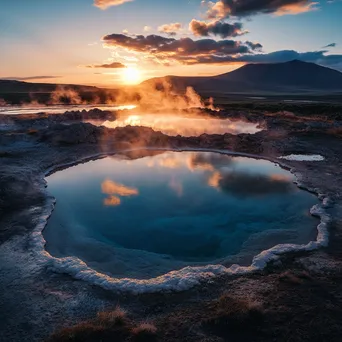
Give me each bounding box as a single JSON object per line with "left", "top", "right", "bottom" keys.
{"left": 1, "top": 0, "right": 341, "bottom": 86}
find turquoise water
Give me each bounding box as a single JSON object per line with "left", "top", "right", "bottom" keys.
{"left": 44, "top": 151, "right": 318, "bottom": 279}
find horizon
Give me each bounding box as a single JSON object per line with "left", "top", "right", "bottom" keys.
{"left": 1, "top": 59, "right": 341, "bottom": 90}
{"left": 1, "top": 0, "right": 342, "bottom": 87}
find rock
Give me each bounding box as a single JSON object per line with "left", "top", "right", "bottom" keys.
{"left": 39, "top": 123, "right": 100, "bottom": 145}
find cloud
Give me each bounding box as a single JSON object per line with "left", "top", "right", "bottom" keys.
{"left": 159, "top": 156, "right": 182, "bottom": 169}
{"left": 210, "top": 170, "right": 293, "bottom": 197}
{"left": 101, "top": 179, "right": 138, "bottom": 206}
{"left": 94, "top": 0, "right": 133, "bottom": 10}
{"left": 207, "top": 0, "right": 319, "bottom": 18}
{"left": 188, "top": 152, "right": 233, "bottom": 172}
{"left": 158, "top": 23, "right": 182, "bottom": 36}
{"left": 102, "top": 33, "right": 259, "bottom": 65}
{"left": 144, "top": 26, "right": 152, "bottom": 32}
{"left": 245, "top": 41, "right": 263, "bottom": 50}
{"left": 169, "top": 177, "right": 183, "bottom": 197}
{"left": 85, "top": 62, "right": 126, "bottom": 68}
{"left": 103, "top": 195, "right": 121, "bottom": 206}
{"left": 187, "top": 152, "right": 292, "bottom": 197}
{"left": 189, "top": 19, "right": 247, "bottom": 38}
{"left": 0, "top": 76, "right": 62, "bottom": 81}
{"left": 101, "top": 179, "right": 139, "bottom": 196}
{"left": 171, "top": 48, "right": 342, "bottom": 70}
{"left": 322, "top": 43, "right": 336, "bottom": 48}
{"left": 101, "top": 33, "right": 342, "bottom": 71}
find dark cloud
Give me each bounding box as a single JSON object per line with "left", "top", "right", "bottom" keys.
{"left": 245, "top": 41, "right": 263, "bottom": 50}
{"left": 158, "top": 23, "right": 182, "bottom": 36}
{"left": 189, "top": 152, "right": 293, "bottom": 197}
{"left": 189, "top": 152, "right": 233, "bottom": 170}
{"left": 322, "top": 43, "right": 336, "bottom": 48}
{"left": 103, "top": 34, "right": 175, "bottom": 52}
{"left": 102, "top": 33, "right": 258, "bottom": 65}
{"left": 85, "top": 62, "right": 126, "bottom": 68}
{"left": 213, "top": 170, "right": 293, "bottom": 197}
{"left": 94, "top": 0, "right": 132, "bottom": 10}
{"left": 207, "top": 0, "right": 318, "bottom": 19}
{"left": 0, "top": 76, "right": 62, "bottom": 81}
{"left": 101, "top": 33, "right": 342, "bottom": 71}
{"left": 176, "top": 49, "right": 342, "bottom": 71}
{"left": 189, "top": 19, "right": 246, "bottom": 38}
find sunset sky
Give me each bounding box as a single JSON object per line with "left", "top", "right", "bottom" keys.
{"left": 1, "top": 0, "right": 342, "bottom": 87}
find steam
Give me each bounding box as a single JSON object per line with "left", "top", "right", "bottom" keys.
{"left": 49, "top": 86, "right": 84, "bottom": 105}
{"left": 1, "top": 78, "right": 219, "bottom": 113}
{"left": 100, "top": 113, "right": 260, "bottom": 137}
{"left": 116, "top": 80, "right": 218, "bottom": 112}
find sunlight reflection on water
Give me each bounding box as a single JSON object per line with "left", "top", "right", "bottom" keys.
{"left": 0, "top": 104, "right": 261, "bottom": 136}
{"left": 0, "top": 104, "right": 136, "bottom": 115}
{"left": 100, "top": 113, "right": 260, "bottom": 136}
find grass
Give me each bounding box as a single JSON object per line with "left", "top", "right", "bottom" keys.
{"left": 48, "top": 307, "right": 157, "bottom": 342}
{"left": 327, "top": 127, "right": 342, "bottom": 138}
{"left": 26, "top": 128, "right": 39, "bottom": 135}
{"left": 96, "top": 307, "right": 127, "bottom": 326}
{"left": 131, "top": 323, "right": 158, "bottom": 342}
{"left": 278, "top": 271, "right": 312, "bottom": 285}
{"left": 202, "top": 294, "right": 264, "bottom": 338}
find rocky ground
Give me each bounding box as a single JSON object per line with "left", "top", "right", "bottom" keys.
{"left": 1, "top": 106, "right": 342, "bottom": 341}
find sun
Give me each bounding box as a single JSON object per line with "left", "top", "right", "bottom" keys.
{"left": 122, "top": 67, "right": 142, "bottom": 84}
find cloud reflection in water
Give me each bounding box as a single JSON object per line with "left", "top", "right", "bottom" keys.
{"left": 101, "top": 179, "right": 139, "bottom": 206}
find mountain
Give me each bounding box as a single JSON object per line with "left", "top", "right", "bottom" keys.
{"left": 141, "top": 60, "right": 342, "bottom": 94}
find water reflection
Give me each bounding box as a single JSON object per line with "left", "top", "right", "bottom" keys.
{"left": 188, "top": 152, "right": 233, "bottom": 171}
{"left": 209, "top": 170, "right": 292, "bottom": 196}
{"left": 101, "top": 179, "right": 139, "bottom": 206}
{"left": 0, "top": 104, "right": 136, "bottom": 115}
{"left": 44, "top": 150, "right": 318, "bottom": 279}
{"left": 102, "top": 113, "right": 260, "bottom": 136}
{"left": 168, "top": 176, "right": 183, "bottom": 197}
{"left": 103, "top": 195, "right": 121, "bottom": 207}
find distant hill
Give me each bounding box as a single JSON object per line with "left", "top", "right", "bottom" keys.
{"left": 0, "top": 80, "right": 98, "bottom": 93}
{"left": 0, "top": 80, "right": 120, "bottom": 104}
{"left": 3, "top": 60, "right": 342, "bottom": 104}
{"left": 141, "top": 60, "right": 342, "bottom": 94}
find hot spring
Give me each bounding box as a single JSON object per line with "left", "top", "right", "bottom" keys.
{"left": 0, "top": 104, "right": 136, "bottom": 115}
{"left": 43, "top": 151, "right": 318, "bottom": 279}
{"left": 0, "top": 104, "right": 261, "bottom": 136}
{"left": 98, "top": 113, "right": 260, "bottom": 136}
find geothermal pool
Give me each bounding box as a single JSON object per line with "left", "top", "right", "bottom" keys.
{"left": 0, "top": 104, "right": 136, "bottom": 115}
{"left": 99, "top": 113, "right": 260, "bottom": 136}
{"left": 0, "top": 104, "right": 260, "bottom": 136}
{"left": 44, "top": 151, "right": 318, "bottom": 279}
